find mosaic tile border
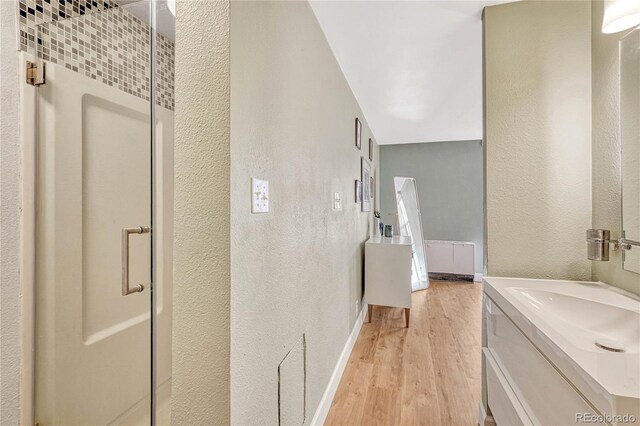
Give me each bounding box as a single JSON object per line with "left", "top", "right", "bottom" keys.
{"left": 18, "top": 0, "right": 174, "bottom": 111}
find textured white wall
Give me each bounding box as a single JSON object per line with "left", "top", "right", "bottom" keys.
{"left": 0, "top": 1, "right": 22, "bottom": 424}
{"left": 171, "top": 0, "right": 231, "bottom": 423}
{"left": 230, "top": 2, "right": 378, "bottom": 423}
{"left": 484, "top": 1, "right": 592, "bottom": 280}
{"left": 591, "top": 0, "right": 640, "bottom": 295}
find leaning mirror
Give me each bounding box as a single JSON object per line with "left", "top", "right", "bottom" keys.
{"left": 621, "top": 29, "right": 640, "bottom": 274}
{"left": 394, "top": 177, "right": 429, "bottom": 291}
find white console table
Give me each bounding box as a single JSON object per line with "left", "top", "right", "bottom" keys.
{"left": 364, "top": 236, "right": 413, "bottom": 327}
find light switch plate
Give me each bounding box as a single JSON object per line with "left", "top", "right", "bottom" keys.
{"left": 333, "top": 192, "right": 342, "bottom": 211}
{"left": 251, "top": 178, "right": 269, "bottom": 213}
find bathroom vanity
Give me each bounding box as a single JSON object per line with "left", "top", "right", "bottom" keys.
{"left": 482, "top": 277, "right": 640, "bottom": 426}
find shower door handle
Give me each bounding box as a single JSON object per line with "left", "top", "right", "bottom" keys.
{"left": 121, "top": 226, "right": 151, "bottom": 296}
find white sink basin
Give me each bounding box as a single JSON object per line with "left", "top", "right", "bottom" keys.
{"left": 483, "top": 277, "right": 640, "bottom": 414}
{"left": 507, "top": 287, "right": 640, "bottom": 353}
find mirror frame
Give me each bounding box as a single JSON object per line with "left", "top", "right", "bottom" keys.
{"left": 619, "top": 28, "right": 640, "bottom": 274}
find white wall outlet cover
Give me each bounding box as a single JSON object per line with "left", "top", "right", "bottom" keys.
{"left": 251, "top": 177, "right": 269, "bottom": 213}
{"left": 333, "top": 192, "right": 342, "bottom": 211}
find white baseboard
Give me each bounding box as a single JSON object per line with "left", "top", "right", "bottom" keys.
{"left": 474, "top": 273, "right": 484, "bottom": 283}
{"left": 310, "top": 302, "right": 367, "bottom": 426}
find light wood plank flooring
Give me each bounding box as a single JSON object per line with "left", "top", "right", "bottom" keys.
{"left": 325, "top": 281, "right": 483, "bottom": 426}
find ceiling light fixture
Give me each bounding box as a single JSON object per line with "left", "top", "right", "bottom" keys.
{"left": 602, "top": 0, "right": 640, "bottom": 34}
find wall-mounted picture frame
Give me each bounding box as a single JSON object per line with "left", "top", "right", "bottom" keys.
{"left": 361, "top": 158, "right": 371, "bottom": 212}
{"left": 355, "top": 180, "right": 362, "bottom": 203}
{"left": 355, "top": 118, "right": 362, "bottom": 150}
{"left": 370, "top": 176, "right": 374, "bottom": 199}
{"left": 369, "top": 138, "right": 374, "bottom": 161}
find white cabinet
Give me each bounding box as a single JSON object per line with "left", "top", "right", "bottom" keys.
{"left": 484, "top": 348, "right": 532, "bottom": 426}
{"left": 483, "top": 295, "right": 606, "bottom": 426}
{"left": 425, "top": 240, "right": 475, "bottom": 276}
{"left": 364, "top": 236, "right": 412, "bottom": 327}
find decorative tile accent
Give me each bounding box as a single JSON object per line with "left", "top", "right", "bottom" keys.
{"left": 19, "top": 0, "right": 119, "bottom": 49}
{"left": 18, "top": 0, "right": 174, "bottom": 111}
{"left": 155, "top": 31, "right": 175, "bottom": 111}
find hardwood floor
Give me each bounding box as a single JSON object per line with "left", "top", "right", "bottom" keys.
{"left": 324, "top": 281, "right": 483, "bottom": 426}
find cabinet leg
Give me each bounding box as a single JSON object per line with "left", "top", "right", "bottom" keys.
{"left": 368, "top": 304, "right": 373, "bottom": 323}
{"left": 404, "top": 308, "right": 410, "bottom": 328}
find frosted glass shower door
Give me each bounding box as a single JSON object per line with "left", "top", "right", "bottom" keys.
{"left": 34, "top": 59, "right": 153, "bottom": 425}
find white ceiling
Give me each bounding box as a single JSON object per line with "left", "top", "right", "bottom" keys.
{"left": 310, "top": 0, "right": 512, "bottom": 145}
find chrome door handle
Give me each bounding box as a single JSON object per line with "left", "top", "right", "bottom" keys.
{"left": 121, "top": 226, "right": 151, "bottom": 296}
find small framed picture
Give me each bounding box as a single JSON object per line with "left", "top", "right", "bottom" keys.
{"left": 369, "top": 138, "right": 373, "bottom": 161}
{"left": 355, "top": 180, "right": 362, "bottom": 203}
{"left": 370, "top": 176, "right": 374, "bottom": 199}
{"left": 361, "top": 158, "right": 371, "bottom": 212}
{"left": 355, "top": 118, "right": 362, "bottom": 150}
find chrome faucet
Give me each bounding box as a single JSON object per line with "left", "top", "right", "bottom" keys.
{"left": 587, "top": 229, "right": 640, "bottom": 261}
